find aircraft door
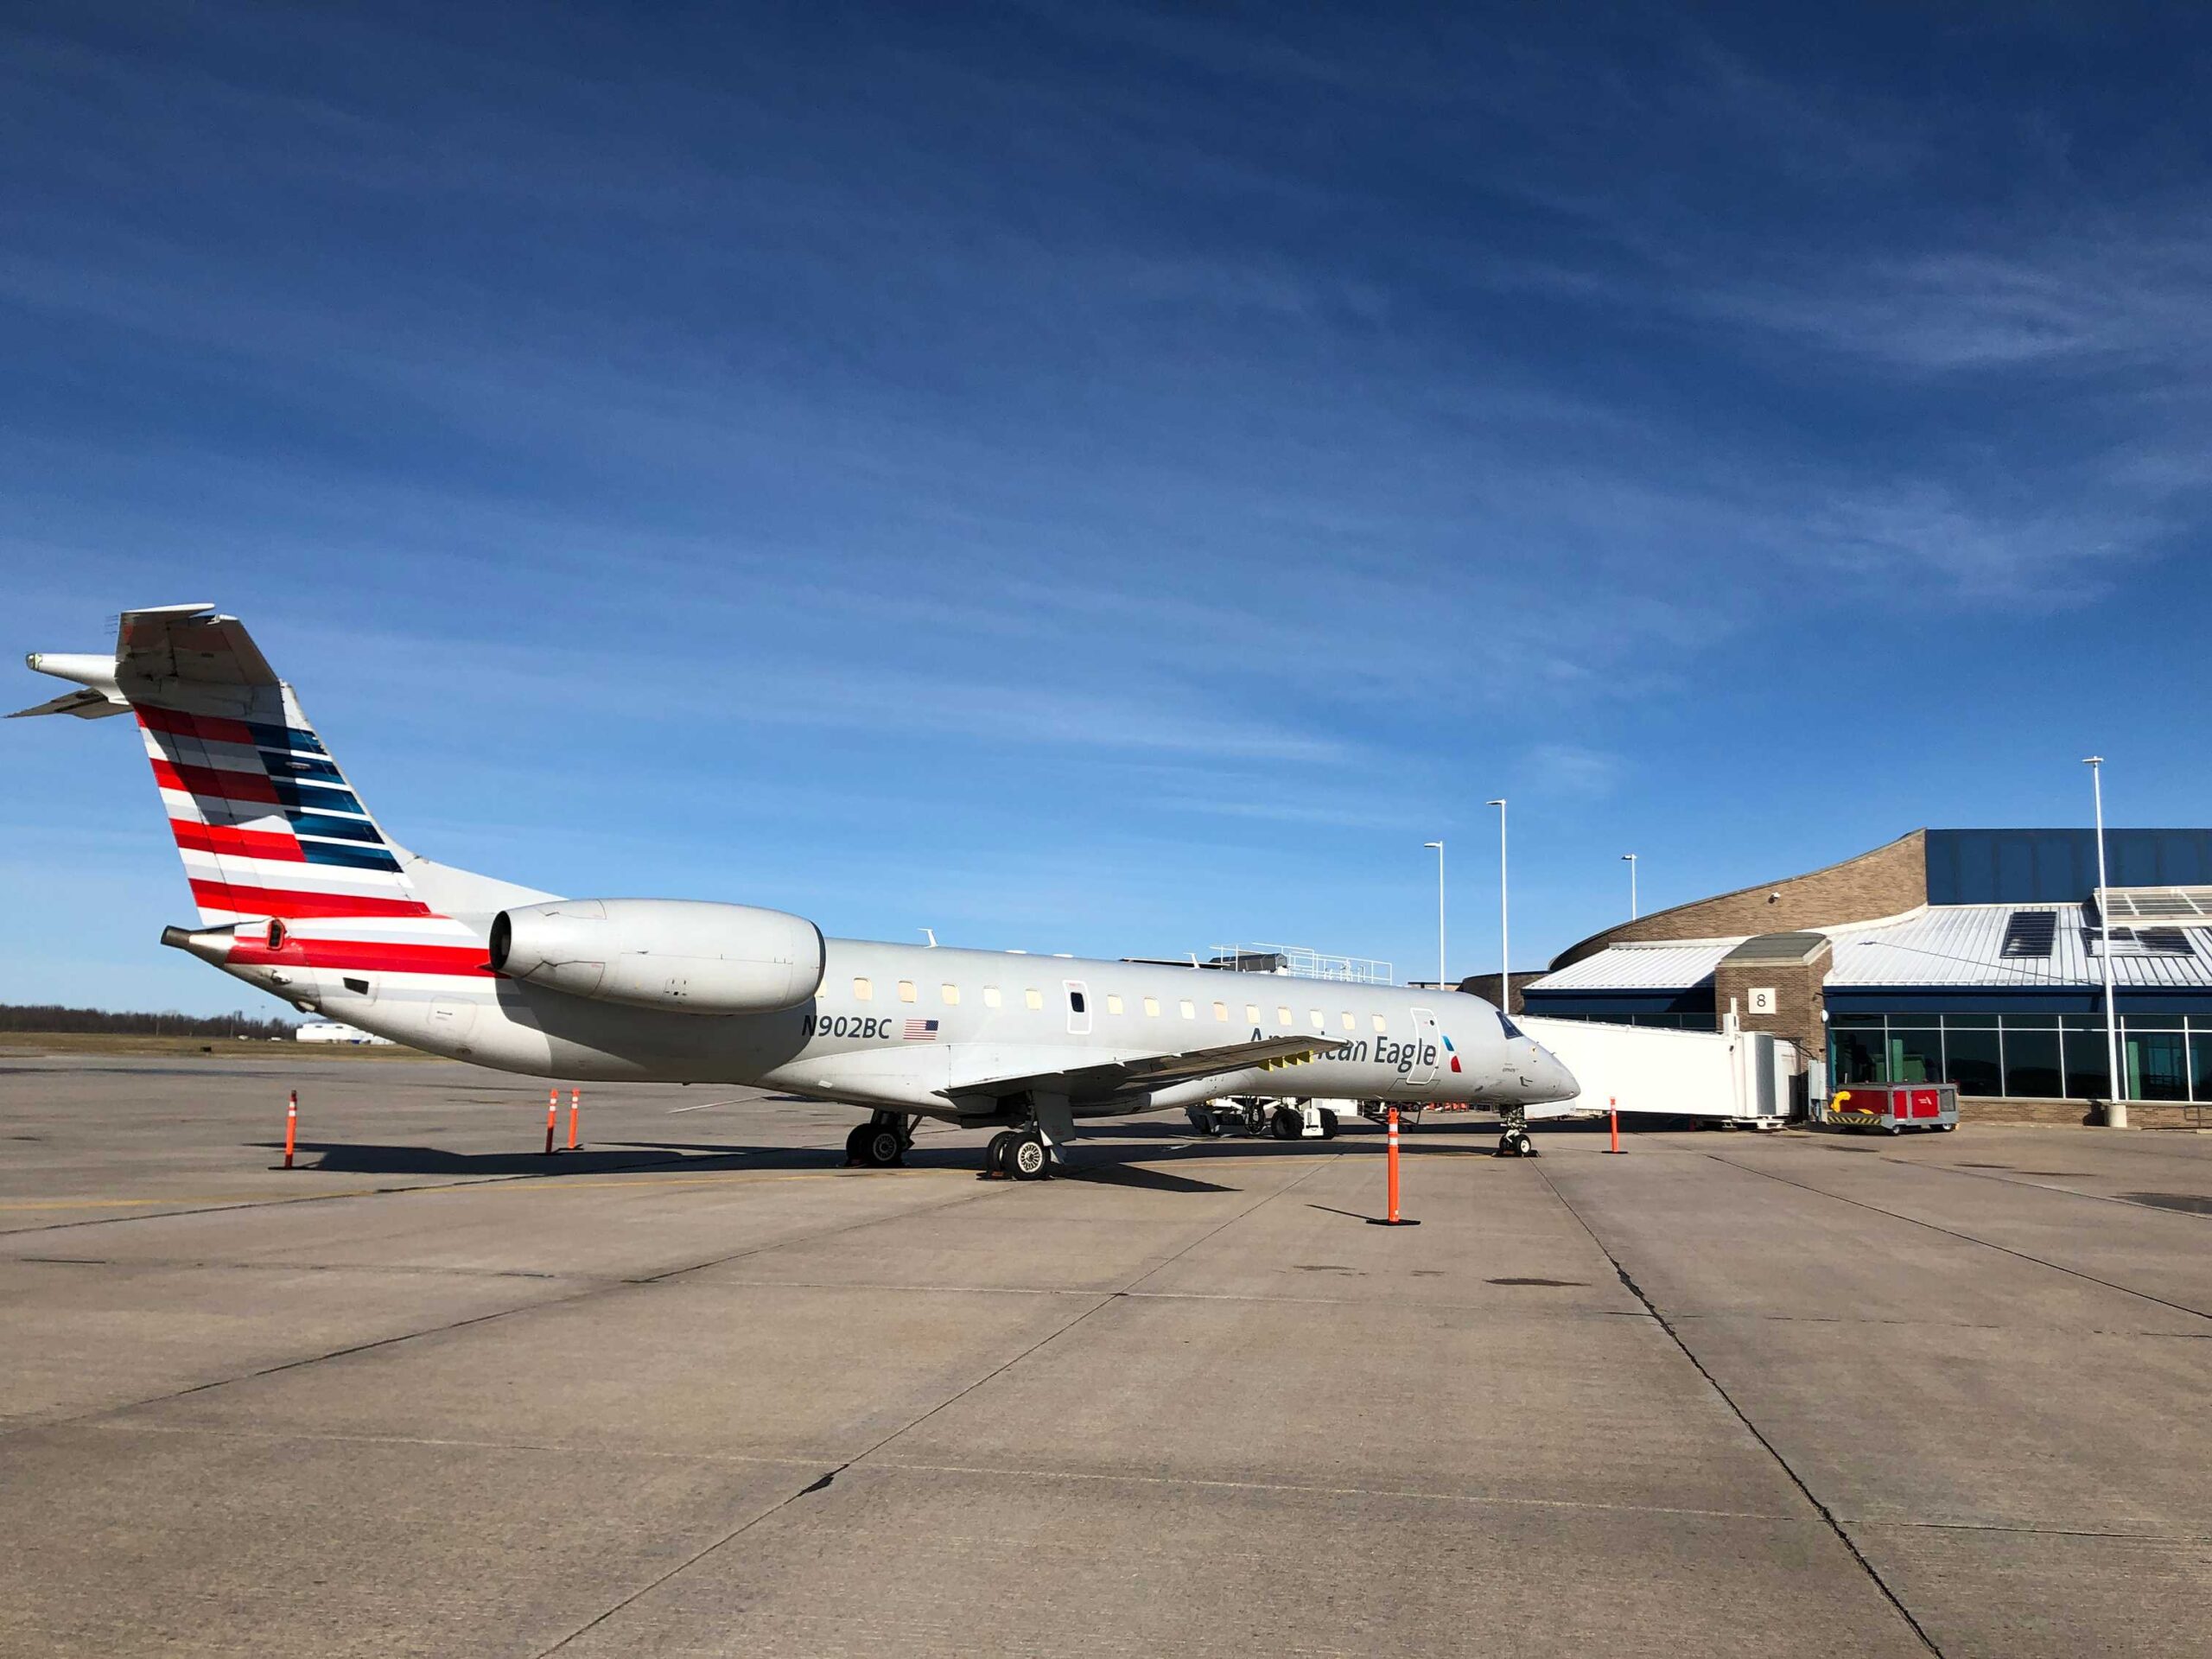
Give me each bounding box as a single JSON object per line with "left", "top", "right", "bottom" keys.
{"left": 1064, "top": 980, "right": 1091, "bottom": 1036}
{"left": 1408, "top": 1007, "right": 1441, "bottom": 1086}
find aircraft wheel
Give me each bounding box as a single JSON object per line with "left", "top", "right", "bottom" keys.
{"left": 1515, "top": 1129, "right": 1538, "bottom": 1158}
{"left": 985, "top": 1130, "right": 1017, "bottom": 1176}
{"left": 843, "top": 1123, "right": 872, "bottom": 1166}
{"left": 861, "top": 1123, "right": 906, "bottom": 1167}
{"left": 1007, "top": 1131, "right": 1051, "bottom": 1180}
{"left": 1319, "top": 1108, "right": 1339, "bottom": 1140}
{"left": 1497, "top": 1132, "right": 1518, "bottom": 1158}
{"left": 1270, "top": 1109, "right": 1298, "bottom": 1141}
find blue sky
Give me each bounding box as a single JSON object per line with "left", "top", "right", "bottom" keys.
{"left": 4, "top": 3, "right": 2209, "bottom": 1014}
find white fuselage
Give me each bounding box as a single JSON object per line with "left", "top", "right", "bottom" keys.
{"left": 276, "top": 937, "right": 1575, "bottom": 1122}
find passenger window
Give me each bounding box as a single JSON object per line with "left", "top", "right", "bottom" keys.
{"left": 1179, "top": 999, "right": 1195, "bottom": 1019}
{"left": 1107, "top": 994, "right": 1124, "bottom": 1015}
{"left": 1025, "top": 988, "right": 1044, "bottom": 1010}
{"left": 1143, "top": 996, "right": 1160, "bottom": 1017}
{"left": 1213, "top": 1001, "right": 1229, "bottom": 1021}
{"left": 1309, "top": 1008, "right": 1324, "bottom": 1029}
{"left": 1339, "top": 1011, "right": 1354, "bottom": 1031}
{"left": 941, "top": 983, "right": 959, "bottom": 1005}
{"left": 1246, "top": 1004, "right": 1262, "bottom": 1024}
{"left": 899, "top": 981, "right": 917, "bottom": 1003}
{"left": 983, "top": 987, "right": 1001, "bottom": 1008}
{"left": 1372, "top": 1013, "right": 1388, "bottom": 1033}
{"left": 1277, "top": 1006, "right": 1293, "bottom": 1027}
{"left": 1069, "top": 990, "right": 1087, "bottom": 1013}
{"left": 853, "top": 977, "right": 873, "bottom": 1001}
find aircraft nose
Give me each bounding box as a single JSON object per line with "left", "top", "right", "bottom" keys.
{"left": 1524, "top": 1041, "right": 1578, "bottom": 1103}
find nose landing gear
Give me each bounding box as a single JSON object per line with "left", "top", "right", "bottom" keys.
{"left": 1495, "top": 1106, "right": 1538, "bottom": 1159}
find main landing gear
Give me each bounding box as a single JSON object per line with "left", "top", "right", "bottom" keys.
{"left": 845, "top": 1112, "right": 912, "bottom": 1168}
{"left": 984, "top": 1128, "right": 1052, "bottom": 1181}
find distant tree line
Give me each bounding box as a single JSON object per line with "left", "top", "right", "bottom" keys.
{"left": 0, "top": 1003, "right": 298, "bottom": 1039}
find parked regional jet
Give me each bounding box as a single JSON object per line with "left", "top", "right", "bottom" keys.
{"left": 16, "top": 606, "right": 1578, "bottom": 1177}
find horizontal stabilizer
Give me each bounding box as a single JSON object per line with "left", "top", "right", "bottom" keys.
{"left": 9, "top": 685, "right": 129, "bottom": 720}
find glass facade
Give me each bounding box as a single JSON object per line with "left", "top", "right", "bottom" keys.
{"left": 1829, "top": 1012, "right": 2212, "bottom": 1101}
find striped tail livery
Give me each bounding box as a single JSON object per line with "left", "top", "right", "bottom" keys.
{"left": 13, "top": 604, "right": 546, "bottom": 1027}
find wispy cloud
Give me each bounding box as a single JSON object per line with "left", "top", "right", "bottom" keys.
{"left": 1521, "top": 742, "right": 1623, "bottom": 800}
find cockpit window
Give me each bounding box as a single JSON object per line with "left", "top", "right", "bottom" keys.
{"left": 1497, "top": 1011, "right": 1525, "bottom": 1039}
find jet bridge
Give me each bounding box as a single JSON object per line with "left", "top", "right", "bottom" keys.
{"left": 1513, "top": 1014, "right": 1797, "bottom": 1127}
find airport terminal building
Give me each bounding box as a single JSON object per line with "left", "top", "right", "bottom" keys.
{"left": 1519, "top": 829, "right": 2212, "bottom": 1104}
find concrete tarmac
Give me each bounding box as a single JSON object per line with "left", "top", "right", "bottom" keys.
{"left": 1, "top": 1052, "right": 2207, "bottom": 1656}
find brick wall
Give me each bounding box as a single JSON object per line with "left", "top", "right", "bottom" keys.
{"left": 1454, "top": 970, "right": 1544, "bottom": 1014}
{"left": 1550, "top": 830, "right": 1929, "bottom": 971}
{"left": 1712, "top": 942, "right": 1830, "bottom": 1062}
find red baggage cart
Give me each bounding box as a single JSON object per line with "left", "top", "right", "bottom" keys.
{"left": 1823, "top": 1082, "right": 1958, "bottom": 1134}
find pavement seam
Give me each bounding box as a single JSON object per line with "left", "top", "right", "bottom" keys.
{"left": 0, "top": 1179, "right": 1012, "bottom": 1446}
{"left": 528, "top": 1151, "right": 1346, "bottom": 1657}
{"left": 1880, "top": 1519, "right": 2212, "bottom": 1544}
{"left": 31, "top": 1418, "right": 1806, "bottom": 1524}
{"left": 1705, "top": 1154, "right": 2212, "bottom": 1325}
{"left": 1532, "top": 1161, "right": 1947, "bottom": 1657}
{"left": 1872, "top": 1154, "right": 2212, "bottom": 1219}
{"left": 853, "top": 1456, "right": 1797, "bottom": 1521}
{"left": 0, "top": 1136, "right": 861, "bottom": 1237}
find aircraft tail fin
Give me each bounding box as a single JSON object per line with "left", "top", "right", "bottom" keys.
{"left": 17, "top": 605, "right": 538, "bottom": 929}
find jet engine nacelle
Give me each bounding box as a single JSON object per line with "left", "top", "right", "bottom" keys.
{"left": 488, "top": 898, "right": 824, "bottom": 1015}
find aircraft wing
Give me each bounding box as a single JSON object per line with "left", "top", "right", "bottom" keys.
{"left": 944, "top": 1034, "right": 1348, "bottom": 1108}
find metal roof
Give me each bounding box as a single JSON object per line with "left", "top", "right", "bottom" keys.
{"left": 1526, "top": 939, "right": 1743, "bottom": 993}
{"left": 1827, "top": 905, "right": 2212, "bottom": 990}
{"left": 2095, "top": 886, "right": 2212, "bottom": 924}
{"left": 1532, "top": 906, "right": 2212, "bottom": 995}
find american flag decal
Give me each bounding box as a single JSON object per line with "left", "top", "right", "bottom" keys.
{"left": 903, "top": 1019, "right": 940, "bottom": 1042}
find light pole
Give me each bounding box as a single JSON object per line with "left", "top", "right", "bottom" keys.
{"left": 1622, "top": 853, "right": 1638, "bottom": 919}
{"left": 1486, "top": 799, "right": 1509, "bottom": 1010}
{"left": 2085, "top": 757, "right": 2122, "bottom": 1105}
{"left": 1423, "top": 842, "right": 1446, "bottom": 989}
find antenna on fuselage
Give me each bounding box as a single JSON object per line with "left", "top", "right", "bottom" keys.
{"left": 920, "top": 928, "right": 938, "bottom": 949}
